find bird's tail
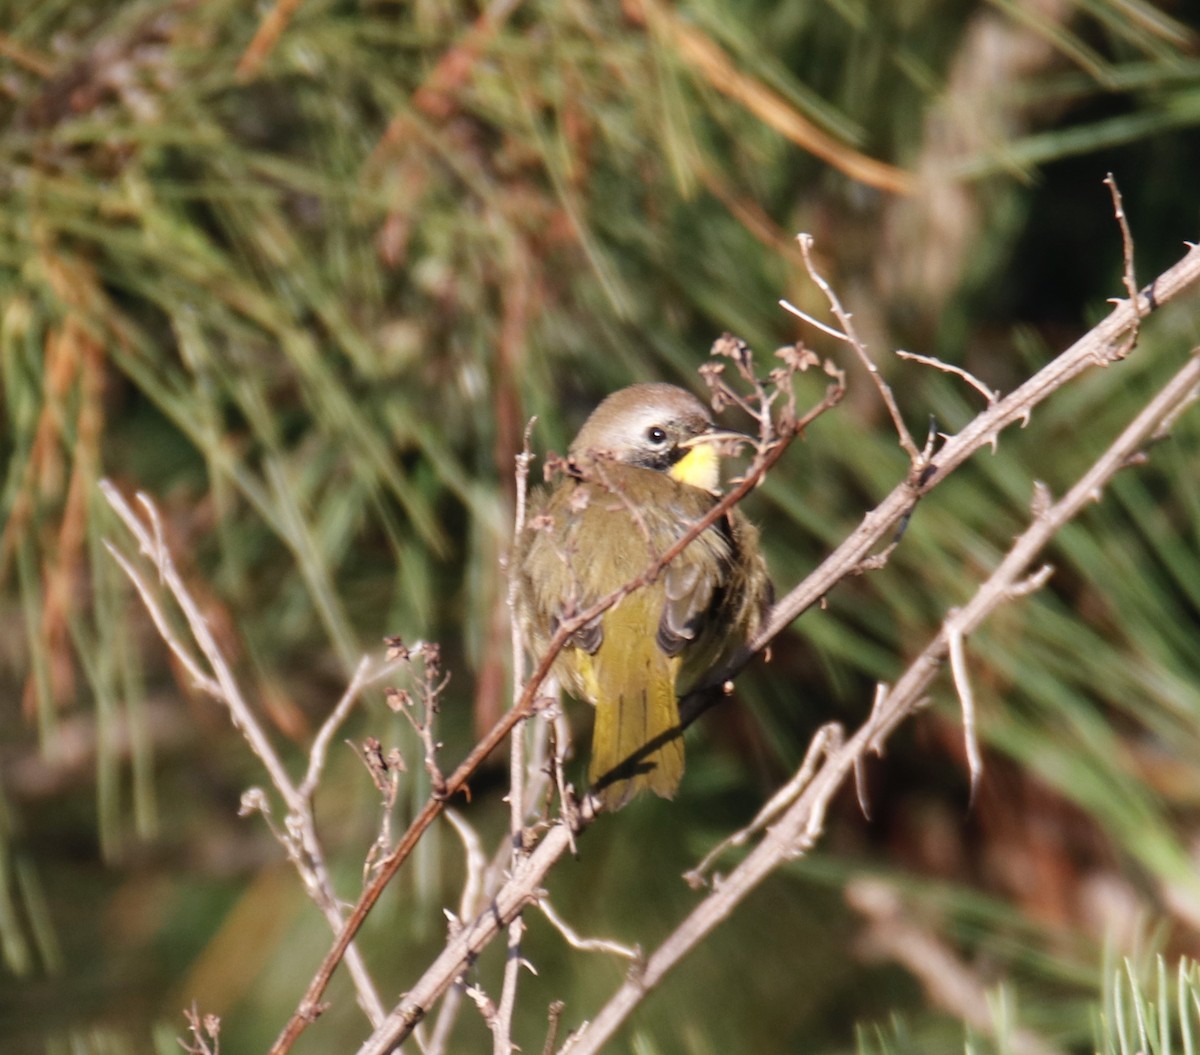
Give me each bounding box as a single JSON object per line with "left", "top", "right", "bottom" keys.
{"left": 583, "top": 607, "right": 685, "bottom": 811}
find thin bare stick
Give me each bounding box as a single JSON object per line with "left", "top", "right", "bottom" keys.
{"left": 777, "top": 298, "right": 848, "bottom": 343}
{"left": 538, "top": 899, "right": 639, "bottom": 960}
{"left": 102, "top": 543, "right": 221, "bottom": 699}
{"left": 180, "top": 1003, "right": 221, "bottom": 1055}
{"left": 1104, "top": 173, "right": 1140, "bottom": 355}
{"left": 100, "top": 483, "right": 386, "bottom": 1027}
{"left": 495, "top": 418, "right": 539, "bottom": 1054}
{"left": 445, "top": 809, "right": 487, "bottom": 934}
{"left": 944, "top": 614, "right": 982, "bottom": 798}
{"left": 896, "top": 350, "right": 998, "bottom": 406}
{"left": 685, "top": 722, "right": 843, "bottom": 887}
{"left": 105, "top": 485, "right": 296, "bottom": 799}
{"left": 541, "top": 1001, "right": 567, "bottom": 1055}
{"left": 794, "top": 233, "right": 924, "bottom": 464}
{"left": 301, "top": 655, "right": 373, "bottom": 800}
{"left": 435, "top": 807, "right": 503, "bottom": 1053}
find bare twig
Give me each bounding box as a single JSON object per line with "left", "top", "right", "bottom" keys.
{"left": 300, "top": 656, "right": 373, "bottom": 800}
{"left": 494, "top": 907, "right": 525, "bottom": 1055}
{"left": 685, "top": 722, "right": 844, "bottom": 888}
{"left": 946, "top": 564, "right": 1054, "bottom": 799}
{"left": 495, "top": 418, "right": 540, "bottom": 1054}
{"left": 1105, "top": 173, "right": 1140, "bottom": 356}
{"left": 383, "top": 641, "right": 449, "bottom": 806}
{"left": 100, "top": 483, "right": 387, "bottom": 1028}
{"left": 538, "top": 899, "right": 640, "bottom": 961}
{"left": 896, "top": 349, "right": 999, "bottom": 406}
{"left": 357, "top": 735, "right": 402, "bottom": 881}
{"left": 180, "top": 1004, "right": 222, "bottom": 1055}
{"left": 945, "top": 611, "right": 982, "bottom": 798}
{"left": 792, "top": 233, "right": 924, "bottom": 465}
{"left": 445, "top": 809, "right": 488, "bottom": 933}
{"left": 541, "top": 1001, "right": 567, "bottom": 1055}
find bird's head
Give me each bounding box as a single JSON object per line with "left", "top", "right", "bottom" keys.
{"left": 569, "top": 383, "right": 749, "bottom": 493}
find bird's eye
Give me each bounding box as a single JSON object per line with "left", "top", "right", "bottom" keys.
{"left": 646, "top": 426, "right": 668, "bottom": 446}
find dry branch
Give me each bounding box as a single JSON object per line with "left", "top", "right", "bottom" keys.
{"left": 349, "top": 243, "right": 1200, "bottom": 1055}
{"left": 705, "top": 239, "right": 1200, "bottom": 687}
{"left": 559, "top": 348, "right": 1200, "bottom": 1055}
{"left": 103, "top": 235, "right": 1200, "bottom": 1055}
{"left": 99, "top": 483, "right": 389, "bottom": 1028}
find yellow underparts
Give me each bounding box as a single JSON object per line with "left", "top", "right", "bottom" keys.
{"left": 668, "top": 443, "right": 720, "bottom": 492}
{"left": 577, "top": 595, "right": 686, "bottom": 810}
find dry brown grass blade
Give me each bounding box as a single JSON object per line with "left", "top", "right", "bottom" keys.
{"left": 626, "top": 0, "right": 915, "bottom": 196}
{"left": 236, "top": 0, "right": 304, "bottom": 82}
{"left": 0, "top": 31, "right": 55, "bottom": 76}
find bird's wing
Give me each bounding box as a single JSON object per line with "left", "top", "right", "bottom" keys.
{"left": 656, "top": 514, "right": 731, "bottom": 657}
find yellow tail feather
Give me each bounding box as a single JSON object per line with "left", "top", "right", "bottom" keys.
{"left": 580, "top": 603, "right": 685, "bottom": 810}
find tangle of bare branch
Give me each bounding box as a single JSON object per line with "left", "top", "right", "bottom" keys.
{"left": 101, "top": 230, "right": 1200, "bottom": 1055}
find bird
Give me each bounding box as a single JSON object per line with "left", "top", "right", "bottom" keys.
{"left": 516, "top": 382, "right": 772, "bottom": 810}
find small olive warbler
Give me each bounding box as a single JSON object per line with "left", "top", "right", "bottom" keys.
{"left": 517, "top": 383, "right": 771, "bottom": 810}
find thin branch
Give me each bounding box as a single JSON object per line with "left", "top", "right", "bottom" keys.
{"left": 101, "top": 542, "right": 221, "bottom": 699}
{"left": 300, "top": 655, "right": 373, "bottom": 800}
{"left": 538, "top": 899, "right": 639, "bottom": 961}
{"left": 100, "top": 483, "right": 387, "bottom": 1028}
{"left": 445, "top": 809, "right": 488, "bottom": 934}
{"left": 895, "top": 350, "right": 999, "bottom": 406}
{"left": 685, "top": 722, "right": 843, "bottom": 888}
{"left": 777, "top": 298, "right": 847, "bottom": 343}
{"left": 944, "top": 613, "right": 982, "bottom": 799}
{"left": 103, "top": 485, "right": 296, "bottom": 800}
{"left": 541, "top": 1001, "right": 567, "bottom": 1055}
{"left": 496, "top": 418, "right": 539, "bottom": 1054}
{"left": 1105, "top": 173, "right": 1140, "bottom": 356}
{"left": 794, "top": 233, "right": 924, "bottom": 465}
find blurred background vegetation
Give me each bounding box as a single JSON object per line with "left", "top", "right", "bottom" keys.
{"left": 2, "top": 0, "right": 1200, "bottom": 1052}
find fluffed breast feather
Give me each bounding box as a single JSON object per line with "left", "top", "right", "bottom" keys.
{"left": 516, "top": 461, "right": 767, "bottom": 702}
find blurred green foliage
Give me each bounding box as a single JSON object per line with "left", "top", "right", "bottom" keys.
{"left": 2, "top": 0, "right": 1200, "bottom": 1052}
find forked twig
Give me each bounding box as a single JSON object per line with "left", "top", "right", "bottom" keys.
{"left": 100, "top": 482, "right": 387, "bottom": 1027}
{"left": 789, "top": 233, "right": 924, "bottom": 466}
